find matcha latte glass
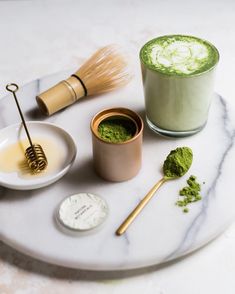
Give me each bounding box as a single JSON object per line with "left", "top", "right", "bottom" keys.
{"left": 140, "top": 35, "right": 219, "bottom": 137}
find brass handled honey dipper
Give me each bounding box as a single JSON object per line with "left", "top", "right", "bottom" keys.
{"left": 6, "top": 83, "right": 48, "bottom": 173}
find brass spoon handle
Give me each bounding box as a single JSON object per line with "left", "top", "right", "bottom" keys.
{"left": 116, "top": 177, "right": 167, "bottom": 236}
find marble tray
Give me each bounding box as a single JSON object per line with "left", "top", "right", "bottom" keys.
{"left": 0, "top": 70, "right": 234, "bottom": 270}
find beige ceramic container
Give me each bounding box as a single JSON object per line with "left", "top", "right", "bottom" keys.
{"left": 91, "top": 107, "right": 143, "bottom": 182}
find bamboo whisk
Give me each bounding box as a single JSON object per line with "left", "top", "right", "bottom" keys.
{"left": 36, "top": 45, "right": 131, "bottom": 116}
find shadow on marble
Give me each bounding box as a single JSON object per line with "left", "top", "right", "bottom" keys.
{"left": 62, "top": 157, "right": 106, "bottom": 189}
{"left": 0, "top": 181, "right": 58, "bottom": 202}
{"left": 0, "top": 238, "right": 215, "bottom": 281}
{"left": 0, "top": 159, "right": 101, "bottom": 202}
{"left": 135, "top": 108, "right": 173, "bottom": 143}
{"left": 136, "top": 108, "right": 199, "bottom": 143}
{"left": 25, "top": 107, "right": 48, "bottom": 121}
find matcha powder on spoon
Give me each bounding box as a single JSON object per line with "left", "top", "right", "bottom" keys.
{"left": 162, "top": 147, "right": 202, "bottom": 213}
{"left": 163, "top": 147, "right": 193, "bottom": 179}
{"left": 116, "top": 146, "right": 194, "bottom": 235}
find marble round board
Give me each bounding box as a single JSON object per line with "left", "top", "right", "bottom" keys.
{"left": 0, "top": 70, "right": 235, "bottom": 271}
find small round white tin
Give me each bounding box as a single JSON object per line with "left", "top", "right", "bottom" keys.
{"left": 56, "top": 193, "right": 109, "bottom": 232}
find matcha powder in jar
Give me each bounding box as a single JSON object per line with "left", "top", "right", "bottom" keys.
{"left": 91, "top": 107, "right": 144, "bottom": 182}
{"left": 98, "top": 117, "right": 137, "bottom": 143}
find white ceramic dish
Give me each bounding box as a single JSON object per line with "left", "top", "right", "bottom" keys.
{"left": 0, "top": 121, "right": 76, "bottom": 190}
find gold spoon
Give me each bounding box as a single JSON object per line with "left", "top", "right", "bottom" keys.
{"left": 116, "top": 147, "right": 193, "bottom": 236}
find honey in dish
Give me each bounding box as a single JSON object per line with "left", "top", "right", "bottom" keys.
{"left": 0, "top": 137, "right": 64, "bottom": 178}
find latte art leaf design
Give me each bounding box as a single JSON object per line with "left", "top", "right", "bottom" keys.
{"left": 140, "top": 35, "right": 219, "bottom": 76}
{"left": 154, "top": 41, "right": 209, "bottom": 74}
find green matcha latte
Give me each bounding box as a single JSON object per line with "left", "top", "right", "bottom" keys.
{"left": 140, "top": 35, "right": 219, "bottom": 136}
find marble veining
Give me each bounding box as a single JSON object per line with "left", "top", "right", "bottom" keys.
{"left": 0, "top": 71, "right": 235, "bottom": 270}
{"left": 0, "top": 0, "right": 235, "bottom": 292}
{"left": 165, "top": 95, "right": 235, "bottom": 260}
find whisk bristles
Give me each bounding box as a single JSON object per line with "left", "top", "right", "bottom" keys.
{"left": 76, "top": 45, "right": 131, "bottom": 96}
{"left": 36, "top": 45, "right": 132, "bottom": 115}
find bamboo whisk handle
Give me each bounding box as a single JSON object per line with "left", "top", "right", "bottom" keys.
{"left": 36, "top": 76, "right": 85, "bottom": 116}
{"left": 116, "top": 177, "right": 167, "bottom": 236}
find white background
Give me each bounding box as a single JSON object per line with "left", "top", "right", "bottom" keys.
{"left": 0, "top": 0, "right": 235, "bottom": 293}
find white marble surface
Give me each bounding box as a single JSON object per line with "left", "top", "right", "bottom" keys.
{"left": 1, "top": 0, "right": 235, "bottom": 293}
{"left": 1, "top": 72, "right": 234, "bottom": 270}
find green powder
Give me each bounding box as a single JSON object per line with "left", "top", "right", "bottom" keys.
{"left": 176, "top": 175, "right": 202, "bottom": 213}
{"left": 163, "top": 147, "right": 193, "bottom": 179}
{"left": 98, "top": 118, "right": 136, "bottom": 143}
{"left": 140, "top": 35, "right": 219, "bottom": 76}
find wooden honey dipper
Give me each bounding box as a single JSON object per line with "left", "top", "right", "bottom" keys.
{"left": 36, "top": 45, "right": 131, "bottom": 115}
{"left": 6, "top": 83, "right": 48, "bottom": 173}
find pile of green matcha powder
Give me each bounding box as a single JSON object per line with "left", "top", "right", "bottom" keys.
{"left": 98, "top": 118, "right": 136, "bottom": 143}
{"left": 177, "top": 175, "right": 202, "bottom": 213}
{"left": 163, "top": 147, "right": 193, "bottom": 178}
{"left": 163, "top": 147, "right": 202, "bottom": 213}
